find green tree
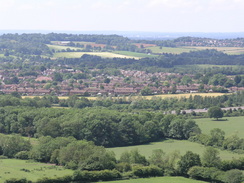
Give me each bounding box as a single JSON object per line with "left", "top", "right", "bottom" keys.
{"left": 208, "top": 106, "right": 223, "bottom": 120}
{"left": 209, "top": 128, "right": 225, "bottom": 147}
{"left": 178, "top": 151, "right": 201, "bottom": 175}
{"left": 202, "top": 147, "right": 221, "bottom": 168}
{"left": 224, "top": 169, "right": 243, "bottom": 183}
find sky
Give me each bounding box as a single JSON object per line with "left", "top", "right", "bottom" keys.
{"left": 0, "top": 0, "right": 244, "bottom": 32}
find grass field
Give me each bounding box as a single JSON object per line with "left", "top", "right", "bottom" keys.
{"left": 147, "top": 46, "right": 244, "bottom": 55}
{"left": 97, "top": 177, "right": 207, "bottom": 183}
{"left": 113, "top": 51, "right": 157, "bottom": 58}
{"left": 185, "top": 46, "right": 244, "bottom": 55}
{"left": 47, "top": 44, "right": 82, "bottom": 51}
{"left": 147, "top": 46, "right": 195, "bottom": 54}
{"left": 53, "top": 52, "right": 140, "bottom": 59}
{"left": 195, "top": 116, "right": 244, "bottom": 138}
{"left": 108, "top": 139, "right": 243, "bottom": 160}
{"left": 0, "top": 159, "right": 73, "bottom": 182}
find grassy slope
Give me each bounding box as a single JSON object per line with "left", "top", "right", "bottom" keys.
{"left": 97, "top": 177, "right": 207, "bottom": 183}
{"left": 0, "top": 159, "right": 73, "bottom": 182}
{"left": 53, "top": 52, "right": 140, "bottom": 59}
{"left": 147, "top": 46, "right": 244, "bottom": 55}
{"left": 148, "top": 46, "right": 196, "bottom": 54}
{"left": 108, "top": 139, "right": 242, "bottom": 160}
{"left": 113, "top": 51, "right": 157, "bottom": 58}
{"left": 195, "top": 116, "right": 244, "bottom": 138}
{"left": 47, "top": 44, "right": 82, "bottom": 51}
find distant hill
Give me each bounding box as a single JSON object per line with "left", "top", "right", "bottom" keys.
{"left": 1, "top": 30, "right": 244, "bottom": 40}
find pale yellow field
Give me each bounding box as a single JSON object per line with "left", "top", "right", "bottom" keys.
{"left": 53, "top": 52, "right": 140, "bottom": 59}
{"left": 139, "top": 93, "right": 227, "bottom": 99}
{"left": 23, "top": 93, "right": 226, "bottom": 101}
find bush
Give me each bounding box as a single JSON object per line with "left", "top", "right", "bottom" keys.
{"left": 224, "top": 169, "right": 243, "bottom": 183}
{"left": 15, "top": 151, "right": 29, "bottom": 160}
{"left": 132, "top": 165, "right": 163, "bottom": 178}
{"left": 72, "top": 169, "right": 122, "bottom": 182}
{"left": 188, "top": 166, "right": 225, "bottom": 182}
{"left": 5, "top": 178, "right": 32, "bottom": 183}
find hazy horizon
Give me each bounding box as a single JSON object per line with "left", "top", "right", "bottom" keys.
{"left": 1, "top": 0, "right": 244, "bottom": 33}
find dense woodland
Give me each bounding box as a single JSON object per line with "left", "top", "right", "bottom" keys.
{"left": 0, "top": 33, "right": 243, "bottom": 183}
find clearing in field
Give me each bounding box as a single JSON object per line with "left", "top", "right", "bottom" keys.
{"left": 0, "top": 159, "right": 73, "bottom": 182}
{"left": 53, "top": 52, "right": 140, "bottom": 59}
{"left": 98, "top": 176, "right": 207, "bottom": 183}
{"left": 108, "top": 139, "right": 243, "bottom": 160}
{"left": 195, "top": 116, "right": 244, "bottom": 138}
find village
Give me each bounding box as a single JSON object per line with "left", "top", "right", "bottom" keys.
{"left": 0, "top": 68, "right": 243, "bottom": 97}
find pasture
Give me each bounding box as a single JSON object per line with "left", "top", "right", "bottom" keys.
{"left": 98, "top": 177, "right": 207, "bottom": 183}
{"left": 185, "top": 46, "right": 244, "bottom": 55}
{"left": 113, "top": 51, "right": 157, "bottom": 58}
{"left": 147, "top": 46, "right": 244, "bottom": 55}
{"left": 47, "top": 44, "right": 82, "bottom": 51}
{"left": 53, "top": 52, "right": 140, "bottom": 59}
{"left": 0, "top": 159, "right": 73, "bottom": 182}
{"left": 195, "top": 116, "right": 244, "bottom": 138}
{"left": 147, "top": 46, "right": 195, "bottom": 54}
{"left": 108, "top": 139, "right": 243, "bottom": 160}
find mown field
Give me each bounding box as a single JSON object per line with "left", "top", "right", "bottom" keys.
{"left": 186, "top": 46, "right": 244, "bottom": 55}
{"left": 147, "top": 46, "right": 195, "bottom": 54}
{"left": 53, "top": 52, "right": 140, "bottom": 59}
{"left": 147, "top": 46, "right": 244, "bottom": 55}
{"left": 47, "top": 44, "right": 82, "bottom": 51}
{"left": 97, "top": 177, "right": 207, "bottom": 183}
{"left": 195, "top": 116, "right": 244, "bottom": 138}
{"left": 0, "top": 159, "right": 73, "bottom": 182}
{"left": 108, "top": 139, "right": 243, "bottom": 160}
{"left": 113, "top": 51, "right": 157, "bottom": 58}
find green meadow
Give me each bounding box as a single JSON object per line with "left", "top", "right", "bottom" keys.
{"left": 195, "top": 116, "right": 244, "bottom": 138}
{"left": 47, "top": 44, "right": 82, "bottom": 51}
{"left": 0, "top": 159, "right": 73, "bottom": 182}
{"left": 147, "top": 46, "right": 244, "bottom": 55}
{"left": 53, "top": 52, "right": 140, "bottom": 59}
{"left": 97, "top": 176, "right": 207, "bottom": 183}
{"left": 108, "top": 139, "right": 243, "bottom": 160}
{"left": 113, "top": 51, "right": 157, "bottom": 58}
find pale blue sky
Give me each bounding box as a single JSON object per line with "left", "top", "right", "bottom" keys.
{"left": 0, "top": 0, "right": 243, "bottom": 32}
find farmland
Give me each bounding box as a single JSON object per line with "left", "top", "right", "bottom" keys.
{"left": 0, "top": 159, "right": 73, "bottom": 182}
{"left": 147, "top": 46, "right": 244, "bottom": 55}
{"left": 113, "top": 51, "right": 157, "bottom": 58}
{"left": 22, "top": 93, "right": 227, "bottom": 101}
{"left": 147, "top": 46, "right": 196, "bottom": 54}
{"left": 195, "top": 116, "right": 244, "bottom": 138}
{"left": 47, "top": 44, "right": 82, "bottom": 51}
{"left": 108, "top": 139, "right": 243, "bottom": 160}
{"left": 98, "top": 177, "right": 207, "bottom": 183}
{"left": 53, "top": 52, "right": 140, "bottom": 59}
